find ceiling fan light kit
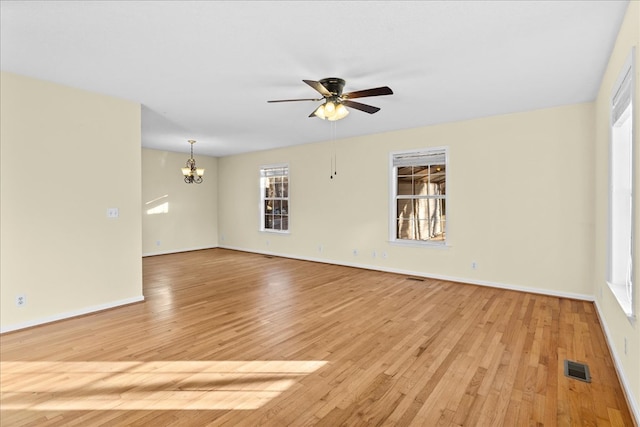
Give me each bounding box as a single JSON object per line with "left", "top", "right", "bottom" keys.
{"left": 268, "top": 77, "right": 393, "bottom": 121}
{"left": 312, "top": 98, "right": 350, "bottom": 121}
{"left": 181, "top": 139, "right": 205, "bottom": 184}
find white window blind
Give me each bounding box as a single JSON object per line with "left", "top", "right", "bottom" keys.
{"left": 612, "top": 67, "right": 632, "bottom": 124}
{"left": 392, "top": 152, "right": 446, "bottom": 167}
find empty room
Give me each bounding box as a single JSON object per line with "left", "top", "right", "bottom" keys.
{"left": 1, "top": 1, "right": 638, "bottom": 425}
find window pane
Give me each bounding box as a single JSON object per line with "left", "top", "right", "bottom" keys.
{"left": 281, "top": 200, "right": 288, "bottom": 214}
{"left": 610, "top": 105, "right": 633, "bottom": 287}
{"left": 282, "top": 177, "right": 289, "bottom": 197}
{"left": 398, "top": 198, "right": 444, "bottom": 239}
{"left": 273, "top": 215, "right": 288, "bottom": 231}
{"left": 427, "top": 182, "right": 438, "bottom": 196}
{"left": 397, "top": 166, "right": 413, "bottom": 177}
{"left": 267, "top": 178, "right": 277, "bottom": 197}
{"left": 264, "top": 215, "right": 273, "bottom": 229}
{"left": 397, "top": 176, "right": 414, "bottom": 195}
{"left": 413, "top": 176, "right": 428, "bottom": 195}
{"left": 397, "top": 199, "right": 414, "bottom": 217}
{"left": 413, "top": 165, "right": 428, "bottom": 177}
{"left": 430, "top": 165, "right": 446, "bottom": 185}
{"left": 415, "top": 220, "right": 445, "bottom": 241}
{"left": 397, "top": 217, "right": 415, "bottom": 239}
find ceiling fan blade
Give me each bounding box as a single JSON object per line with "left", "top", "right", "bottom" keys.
{"left": 267, "top": 98, "right": 322, "bottom": 103}
{"left": 342, "top": 100, "right": 381, "bottom": 114}
{"left": 303, "top": 80, "right": 333, "bottom": 97}
{"left": 343, "top": 86, "right": 393, "bottom": 99}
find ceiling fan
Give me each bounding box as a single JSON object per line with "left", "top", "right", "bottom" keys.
{"left": 267, "top": 78, "right": 393, "bottom": 121}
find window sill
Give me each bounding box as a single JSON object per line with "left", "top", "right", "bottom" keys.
{"left": 606, "top": 281, "right": 635, "bottom": 322}
{"left": 389, "top": 239, "right": 450, "bottom": 249}
{"left": 260, "top": 229, "right": 290, "bottom": 235}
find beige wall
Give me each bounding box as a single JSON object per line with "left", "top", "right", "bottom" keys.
{"left": 594, "top": 0, "right": 640, "bottom": 417}
{"left": 0, "top": 72, "right": 143, "bottom": 332}
{"left": 219, "top": 102, "right": 595, "bottom": 298}
{"left": 142, "top": 148, "right": 218, "bottom": 255}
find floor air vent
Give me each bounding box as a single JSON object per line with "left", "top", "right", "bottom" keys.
{"left": 564, "top": 360, "right": 591, "bottom": 383}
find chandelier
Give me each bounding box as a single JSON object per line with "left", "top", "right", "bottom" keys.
{"left": 181, "top": 139, "right": 205, "bottom": 184}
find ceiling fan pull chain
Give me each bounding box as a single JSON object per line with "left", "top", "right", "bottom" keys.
{"left": 333, "top": 122, "right": 337, "bottom": 177}
{"left": 333, "top": 144, "right": 337, "bottom": 177}
{"left": 329, "top": 156, "right": 333, "bottom": 179}
{"left": 330, "top": 122, "right": 337, "bottom": 179}
{"left": 334, "top": 152, "right": 337, "bottom": 177}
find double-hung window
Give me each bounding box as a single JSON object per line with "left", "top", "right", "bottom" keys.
{"left": 391, "top": 148, "right": 447, "bottom": 245}
{"left": 260, "top": 164, "right": 289, "bottom": 232}
{"left": 608, "top": 49, "right": 635, "bottom": 318}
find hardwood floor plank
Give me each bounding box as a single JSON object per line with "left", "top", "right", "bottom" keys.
{"left": 0, "top": 249, "right": 634, "bottom": 426}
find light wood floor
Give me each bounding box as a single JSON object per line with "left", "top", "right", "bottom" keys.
{"left": 0, "top": 248, "right": 634, "bottom": 426}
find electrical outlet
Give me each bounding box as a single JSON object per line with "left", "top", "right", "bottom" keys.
{"left": 353, "top": 249, "right": 358, "bottom": 256}
{"left": 471, "top": 261, "right": 478, "bottom": 270}
{"left": 372, "top": 250, "right": 377, "bottom": 258}
{"left": 318, "top": 244, "right": 323, "bottom": 253}
{"left": 16, "top": 294, "right": 26, "bottom": 307}
{"left": 107, "top": 207, "right": 119, "bottom": 218}
{"left": 266, "top": 240, "right": 270, "bottom": 246}
{"left": 382, "top": 251, "right": 388, "bottom": 259}
{"left": 156, "top": 240, "right": 161, "bottom": 247}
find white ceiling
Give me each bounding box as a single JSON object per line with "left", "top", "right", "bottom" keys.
{"left": 0, "top": 1, "right": 629, "bottom": 157}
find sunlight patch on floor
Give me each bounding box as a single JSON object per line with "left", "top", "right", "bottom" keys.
{"left": 0, "top": 360, "right": 327, "bottom": 411}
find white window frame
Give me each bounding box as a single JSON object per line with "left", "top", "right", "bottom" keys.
{"left": 607, "top": 48, "right": 635, "bottom": 320}
{"left": 389, "top": 147, "right": 448, "bottom": 246}
{"left": 260, "top": 163, "right": 290, "bottom": 234}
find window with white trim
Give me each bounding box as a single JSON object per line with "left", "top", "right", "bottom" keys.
{"left": 608, "top": 49, "right": 635, "bottom": 318}
{"left": 260, "top": 165, "right": 289, "bottom": 232}
{"left": 391, "top": 148, "right": 447, "bottom": 244}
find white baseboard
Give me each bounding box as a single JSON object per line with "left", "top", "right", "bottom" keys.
{"left": 594, "top": 300, "right": 640, "bottom": 426}
{"left": 219, "top": 245, "right": 594, "bottom": 301}
{"left": 0, "top": 295, "right": 145, "bottom": 334}
{"left": 142, "top": 245, "right": 218, "bottom": 257}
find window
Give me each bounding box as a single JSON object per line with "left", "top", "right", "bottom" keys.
{"left": 391, "top": 148, "right": 447, "bottom": 244}
{"left": 260, "top": 164, "right": 289, "bottom": 232}
{"left": 608, "top": 49, "right": 635, "bottom": 318}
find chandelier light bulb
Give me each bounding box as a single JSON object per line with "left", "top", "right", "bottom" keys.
{"left": 327, "top": 102, "right": 348, "bottom": 121}
{"left": 324, "top": 101, "right": 335, "bottom": 116}
{"left": 314, "top": 104, "right": 326, "bottom": 120}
